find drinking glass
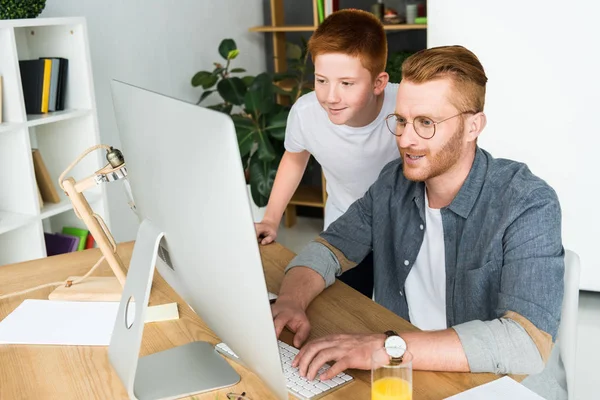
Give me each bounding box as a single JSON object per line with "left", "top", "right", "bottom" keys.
{"left": 371, "top": 348, "right": 413, "bottom": 400}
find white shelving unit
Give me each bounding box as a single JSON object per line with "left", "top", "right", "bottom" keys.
{"left": 0, "top": 17, "right": 109, "bottom": 266}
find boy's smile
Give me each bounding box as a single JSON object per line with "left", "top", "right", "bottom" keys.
{"left": 314, "top": 53, "right": 387, "bottom": 127}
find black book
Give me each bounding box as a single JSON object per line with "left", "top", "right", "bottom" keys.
{"left": 56, "top": 57, "right": 68, "bottom": 111}
{"left": 19, "top": 59, "right": 45, "bottom": 114}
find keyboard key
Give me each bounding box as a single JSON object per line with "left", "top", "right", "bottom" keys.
{"left": 215, "top": 339, "right": 353, "bottom": 400}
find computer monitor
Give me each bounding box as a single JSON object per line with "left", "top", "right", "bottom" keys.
{"left": 108, "top": 80, "right": 288, "bottom": 399}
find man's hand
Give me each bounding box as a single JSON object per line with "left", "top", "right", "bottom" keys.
{"left": 271, "top": 297, "right": 312, "bottom": 348}
{"left": 292, "top": 333, "right": 386, "bottom": 381}
{"left": 255, "top": 219, "right": 278, "bottom": 245}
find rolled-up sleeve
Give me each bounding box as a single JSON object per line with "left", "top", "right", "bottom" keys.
{"left": 497, "top": 187, "right": 564, "bottom": 340}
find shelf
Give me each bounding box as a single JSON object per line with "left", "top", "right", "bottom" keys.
{"left": 40, "top": 192, "right": 101, "bottom": 220}
{"left": 383, "top": 24, "right": 427, "bottom": 31}
{"left": 250, "top": 24, "right": 426, "bottom": 33}
{"left": 0, "top": 121, "right": 23, "bottom": 134}
{"left": 289, "top": 186, "right": 325, "bottom": 208}
{"left": 249, "top": 25, "right": 317, "bottom": 33}
{"left": 275, "top": 78, "right": 314, "bottom": 93}
{"left": 26, "top": 109, "right": 92, "bottom": 128}
{"left": 0, "top": 210, "right": 36, "bottom": 235}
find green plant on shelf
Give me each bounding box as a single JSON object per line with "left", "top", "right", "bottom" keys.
{"left": 0, "top": 0, "right": 46, "bottom": 19}
{"left": 191, "top": 38, "right": 311, "bottom": 208}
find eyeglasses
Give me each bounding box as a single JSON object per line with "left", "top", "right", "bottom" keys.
{"left": 385, "top": 111, "right": 475, "bottom": 140}
{"left": 226, "top": 392, "right": 251, "bottom": 400}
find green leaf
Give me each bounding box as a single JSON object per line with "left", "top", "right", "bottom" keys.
{"left": 218, "top": 39, "right": 237, "bottom": 60}
{"left": 202, "top": 74, "right": 218, "bottom": 89}
{"left": 191, "top": 71, "right": 212, "bottom": 87}
{"left": 242, "top": 76, "right": 254, "bottom": 87}
{"left": 230, "top": 68, "right": 246, "bottom": 73}
{"left": 244, "top": 72, "right": 274, "bottom": 116}
{"left": 272, "top": 84, "right": 293, "bottom": 97}
{"left": 272, "top": 72, "right": 297, "bottom": 82}
{"left": 217, "top": 77, "right": 247, "bottom": 105}
{"left": 265, "top": 110, "right": 289, "bottom": 140}
{"left": 286, "top": 42, "right": 303, "bottom": 61}
{"left": 227, "top": 49, "right": 240, "bottom": 60}
{"left": 254, "top": 128, "right": 276, "bottom": 162}
{"left": 196, "top": 90, "right": 214, "bottom": 104}
{"left": 249, "top": 156, "right": 278, "bottom": 207}
{"left": 231, "top": 114, "right": 255, "bottom": 158}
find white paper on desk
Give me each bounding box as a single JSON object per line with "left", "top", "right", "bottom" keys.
{"left": 0, "top": 299, "right": 120, "bottom": 346}
{"left": 444, "top": 376, "right": 545, "bottom": 399}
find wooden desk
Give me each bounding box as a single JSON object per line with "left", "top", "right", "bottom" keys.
{"left": 0, "top": 242, "right": 500, "bottom": 400}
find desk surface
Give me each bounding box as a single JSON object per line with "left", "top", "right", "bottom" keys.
{"left": 0, "top": 242, "right": 501, "bottom": 400}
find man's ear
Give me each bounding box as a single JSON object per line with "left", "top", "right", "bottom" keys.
{"left": 466, "top": 112, "right": 487, "bottom": 142}
{"left": 373, "top": 72, "right": 389, "bottom": 95}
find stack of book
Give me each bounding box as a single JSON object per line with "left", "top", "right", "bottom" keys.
{"left": 18, "top": 57, "right": 68, "bottom": 114}
{"left": 45, "top": 226, "right": 95, "bottom": 256}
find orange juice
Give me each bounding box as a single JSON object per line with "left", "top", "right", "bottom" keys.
{"left": 372, "top": 376, "right": 412, "bottom": 400}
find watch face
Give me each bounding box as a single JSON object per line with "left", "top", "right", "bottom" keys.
{"left": 385, "top": 335, "right": 406, "bottom": 359}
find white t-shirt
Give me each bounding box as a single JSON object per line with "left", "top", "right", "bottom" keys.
{"left": 284, "top": 83, "right": 400, "bottom": 229}
{"left": 404, "top": 192, "right": 448, "bottom": 331}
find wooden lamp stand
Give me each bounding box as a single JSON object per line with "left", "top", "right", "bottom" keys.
{"left": 49, "top": 146, "right": 130, "bottom": 301}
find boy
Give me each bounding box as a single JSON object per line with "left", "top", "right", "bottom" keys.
{"left": 255, "top": 10, "right": 399, "bottom": 297}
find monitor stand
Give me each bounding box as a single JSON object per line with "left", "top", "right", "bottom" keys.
{"left": 108, "top": 219, "right": 240, "bottom": 400}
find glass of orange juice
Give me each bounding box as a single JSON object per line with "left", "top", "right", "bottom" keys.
{"left": 371, "top": 348, "right": 413, "bottom": 400}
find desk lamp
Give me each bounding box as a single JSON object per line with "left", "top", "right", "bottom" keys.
{"left": 48, "top": 145, "right": 130, "bottom": 301}
{"left": 47, "top": 145, "right": 178, "bottom": 322}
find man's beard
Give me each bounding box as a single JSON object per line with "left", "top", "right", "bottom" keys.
{"left": 401, "top": 120, "right": 465, "bottom": 182}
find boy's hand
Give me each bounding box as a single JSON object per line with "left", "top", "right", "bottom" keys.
{"left": 255, "top": 219, "right": 278, "bottom": 245}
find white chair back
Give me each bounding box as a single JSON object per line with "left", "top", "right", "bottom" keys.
{"left": 558, "top": 249, "right": 581, "bottom": 398}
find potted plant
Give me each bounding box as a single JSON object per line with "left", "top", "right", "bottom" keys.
{"left": 191, "top": 39, "right": 311, "bottom": 214}
{"left": 0, "top": 0, "right": 46, "bottom": 19}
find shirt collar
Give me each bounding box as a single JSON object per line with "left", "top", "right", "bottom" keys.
{"left": 410, "top": 147, "right": 488, "bottom": 219}
{"left": 447, "top": 147, "right": 488, "bottom": 218}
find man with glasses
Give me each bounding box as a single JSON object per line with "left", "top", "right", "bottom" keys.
{"left": 271, "top": 45, "right": 566, "bottom": 399}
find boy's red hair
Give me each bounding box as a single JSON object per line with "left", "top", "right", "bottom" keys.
{"left": 308, "top": 9, "right": 387, "bottom": 79}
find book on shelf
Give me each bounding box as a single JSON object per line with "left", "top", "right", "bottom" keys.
{"left": 85, "top": 233, "right": 95, "bottom": 249}
{"left": 324, "top": 0, "right": 339, "bottom": 17}
{"left": 18, "top": 57, "right": 68, "bottom": 114}
{"left": 61, "top": 226, "right": 89, "bottom": 251}
{"left": 44, "top": 232, "right": 80, "bottom": 256}
{"left": 31, "top": 148, "right": 61, "bottom": 204}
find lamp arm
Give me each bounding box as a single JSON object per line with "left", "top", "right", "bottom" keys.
{"left": 61, "top": 177, "right": 127, "bottom": 287}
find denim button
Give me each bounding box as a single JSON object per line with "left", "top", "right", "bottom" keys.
{"left": 404, "top": 260, "right": 409, "bottom": 266}
{"left": 420, "top": 224, "right": 424, "bottom": 230}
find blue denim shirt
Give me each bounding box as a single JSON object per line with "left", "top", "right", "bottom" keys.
{"left": 287, "top": 147, "right": 566, "bottom": 397}
{"left": 316, "top": 147, "right": 564, "bottom": 339}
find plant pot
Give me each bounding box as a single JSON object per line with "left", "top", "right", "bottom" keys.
{"left": 246, "top": 184, "right": 266, "bottom": 223}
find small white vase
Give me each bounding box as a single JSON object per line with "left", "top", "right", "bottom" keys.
{"left": 246, "top": 184, "right": 266, "bottom": 223}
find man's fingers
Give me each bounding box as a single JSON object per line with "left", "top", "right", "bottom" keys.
{"left": 306, "top": 348, "right": 341, "bottom": 380}
{"left": 273, "top": 315, "right": 287, "bottom": 339}
{"left": 293, "top": 322, "right": 311, "bottom": 348}
{"left": 320, "top": 357, "right": 349, "bottom": 381}
{"left": 296, "top": 341, "right": 337, "bottom": 377}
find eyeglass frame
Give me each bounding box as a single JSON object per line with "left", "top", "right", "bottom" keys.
{"left": 385, "top": 111, "right": 477, "bottom": 140}
{"left": 227, "top": 392, "right": 251, "bottom": 400}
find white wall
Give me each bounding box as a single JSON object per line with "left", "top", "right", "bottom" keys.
{"left": 40, "top": 0, "right": 266, "bottom": 242}
{"left": 428, "top": 0, "right": 600, "bottom": 291}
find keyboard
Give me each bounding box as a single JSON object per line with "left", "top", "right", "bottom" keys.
{"left": 215, "top": 340, "right": 354, "bottom": 400}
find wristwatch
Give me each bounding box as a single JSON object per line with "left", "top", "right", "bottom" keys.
{"left": 384, "top": 330, "right": 407, "bottom": 363}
